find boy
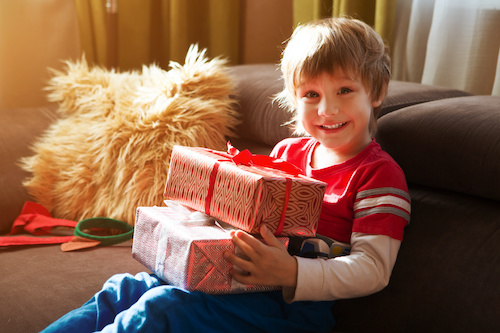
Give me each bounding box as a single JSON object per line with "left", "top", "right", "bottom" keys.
{"left": 225, "top": 16, "right": 410, "bottom": 303}
{"left": 42, "top": 17, "right": 409, "bottom": 333}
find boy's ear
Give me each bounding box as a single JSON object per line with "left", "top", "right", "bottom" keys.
{"left": 371, "top": 85, "right": 388, "bottom": 108}
{"left": 372, "top": 98, "right": 383, "bottom": 108}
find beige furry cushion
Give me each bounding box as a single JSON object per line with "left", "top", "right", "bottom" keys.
{"left": 21, "top": 45, "right": 239, "bottom": 225}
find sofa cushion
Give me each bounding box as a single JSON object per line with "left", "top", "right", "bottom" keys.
{"left": 230, "top": 64, "right": 294, "bottom": 147}
{"left": 0, "top": 242, "right": 145, "bottom": 332}
{"left": 380, "top": 80, "right": 473, "bottom": 117}
{"left": 333, "top": 184, "right": 500, "bottom": 332}
{"left": 20, "top": 47, "right": 239, "bottom": 226}
{"left": 229, "top": 64, "right": 472, "bottom": 147}
{"left": 376, "top": 95, "right": 500, "bottom": 201}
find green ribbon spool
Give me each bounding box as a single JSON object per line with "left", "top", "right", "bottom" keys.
{"left": 74, "top": 217, "right": 134, "bottom": 246}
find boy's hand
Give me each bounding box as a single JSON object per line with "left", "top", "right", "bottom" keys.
{"left": 223, "top": 225, "right": 298, "bottom": 288}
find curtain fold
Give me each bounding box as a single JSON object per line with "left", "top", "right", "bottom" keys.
{"left": 75, "top": 0, "right": 240, "bottom": 70}
{"left": 292, "top": 0, "right": 397, "bottom": 50}
{"left": 393, "top": 0, "right": 500, "bottom": 96}
{"left": 293, "top": 0, "right": 331, "bottom": 24}
{"left": 75, "top": 0, "right": 107, "bottom": 66}
{"left": 421, "top": 1, "right": 500, "bottom": 95}
{"left": 391, "top": 0, "right": 435, "bottom": 83}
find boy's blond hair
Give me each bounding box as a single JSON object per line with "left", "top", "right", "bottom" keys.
{"left": 276, "top": 17, "right": 391, "bottom": 135}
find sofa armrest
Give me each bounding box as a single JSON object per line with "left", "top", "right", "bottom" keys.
{"left": 376, "top": 95, "right": 500, "bottom": 201}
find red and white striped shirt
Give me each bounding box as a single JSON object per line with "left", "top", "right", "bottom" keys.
{"left": 271, "top": 137, "right": 410, "bottom": 243}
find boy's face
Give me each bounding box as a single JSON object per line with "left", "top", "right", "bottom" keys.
{"left": 295, "top": 70, "right": 382, "bottom": 162}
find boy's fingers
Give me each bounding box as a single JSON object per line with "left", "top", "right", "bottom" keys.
{"left": 259, "top": 225, "right": 285, "bottom": 249}
{"left": 224, "top": 251, "right": 253, "bottom": 271}
{"left": 231, "top": 230, "right": 265, "bottom": 257}
{"left": 229, "top": 268, "right": 255, "bottom": 285}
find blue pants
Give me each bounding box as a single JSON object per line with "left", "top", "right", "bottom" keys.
{"left": 41, "top": 272, "right": 336, "bottom": 333}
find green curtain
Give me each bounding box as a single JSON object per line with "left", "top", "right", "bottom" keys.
{"left": 75, "top": 0, "right": 241, "bottom": 70}
{"left": 293, "top": 0, "right": 397, "bottom": 50}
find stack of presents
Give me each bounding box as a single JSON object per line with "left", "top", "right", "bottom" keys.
{"left": 132, "top": 144, "right": 328, "bottom": 294}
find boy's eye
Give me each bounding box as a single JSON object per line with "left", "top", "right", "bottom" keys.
{"left": 338, "top": 87, "right": 352, "bottom": 95}
{"left": 304, "top": 91, "right": 320, "bottom": 98}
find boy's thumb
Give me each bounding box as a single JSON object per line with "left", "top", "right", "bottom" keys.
{"left": 260, "top": 225, "right": 285, "bottom": 249}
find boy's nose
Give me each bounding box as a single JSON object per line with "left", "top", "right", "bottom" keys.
{"left": 318, "top": 99, "right": 339, "bottom": 116}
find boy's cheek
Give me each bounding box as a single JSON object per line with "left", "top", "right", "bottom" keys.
{"left": 295, "top": 103, "right": 310, "bottom": 116}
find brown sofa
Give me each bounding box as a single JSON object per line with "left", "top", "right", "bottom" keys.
{"left": 1, "top": 64, "right": 499, "bottom": 332}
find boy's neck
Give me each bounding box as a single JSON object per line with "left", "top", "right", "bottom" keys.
{"left": 311, "top": 138, "right": 372, "bottom": 169}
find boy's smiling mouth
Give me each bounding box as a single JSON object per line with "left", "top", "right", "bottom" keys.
{"left": 320, "top": 122, "right": 347, "bottom": 130}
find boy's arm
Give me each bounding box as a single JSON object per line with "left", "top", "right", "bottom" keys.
{"left": 283, "top": 232, "right": 401, "bottom": 302}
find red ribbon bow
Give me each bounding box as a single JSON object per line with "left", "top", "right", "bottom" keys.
{"left": 229, "top": 147, "right": 303, "bottom": 177}
{"left": 203, "top": 142, "right": 302, "bottom": 235}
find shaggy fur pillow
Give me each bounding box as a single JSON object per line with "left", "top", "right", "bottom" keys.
{"left": 21, "top": 45, "right": 239, "bottom": 225}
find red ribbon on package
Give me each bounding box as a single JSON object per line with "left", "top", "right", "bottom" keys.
{"left": 202, "top": 143, "right": 300, "bottom": 236}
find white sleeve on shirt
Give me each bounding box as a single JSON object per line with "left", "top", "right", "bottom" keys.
{"left": 282, "top": 232, "right": 401, "bottom": 303}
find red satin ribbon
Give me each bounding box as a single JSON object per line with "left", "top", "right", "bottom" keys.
{"left": 205, "top": 143, "right": 303, "bottom": 175}
{"left": 205, "top": 162, "right": 221, "bottom": 216}
{"left": 203, "top": 143, "right": 301, "bottom": 235}
{"left": 0, "top": 201, "right": 77, "bottom": 246}
{"left": 230, "top": 148, "right": 303, "bottom": 177}
{"left": 276, "top": 178, "right": 292, "bottom": 236}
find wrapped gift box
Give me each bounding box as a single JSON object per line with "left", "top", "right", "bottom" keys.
{"left": 132, "top": 205, "right": 289, "bottom": 294}
{"left": 163, "top": 145, "right": 326, "bottom": 236}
